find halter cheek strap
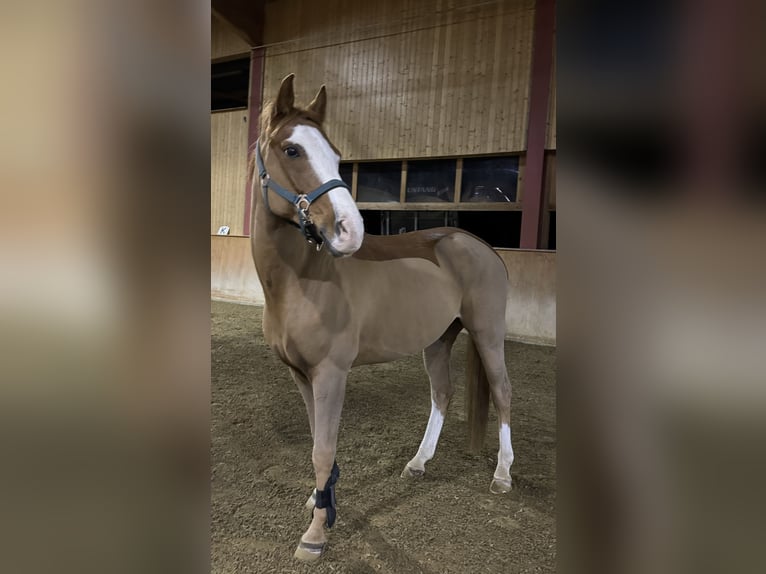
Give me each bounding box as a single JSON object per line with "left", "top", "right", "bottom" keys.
{"left": 255, "top": 139, "right": 350, "bottom": 248}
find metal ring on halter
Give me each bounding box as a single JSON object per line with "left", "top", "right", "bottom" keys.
{"left": 296, "top": 195, "right": 310, "bottom": 211}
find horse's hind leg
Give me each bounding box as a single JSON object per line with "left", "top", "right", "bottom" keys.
{"left": 473, "top": 333, "right": 515, "bottom": 494}
{"left": 401, "top": 319, "right": 462, "bottom": 478}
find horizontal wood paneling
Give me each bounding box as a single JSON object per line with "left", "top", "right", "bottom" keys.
{"left": 262, "top": 0, "right": 535, "bottom": 160}
{"left": 211, "top": 236, "right": 264, "bottom": 304}
{"left": 211, "top": 110, "right": 249, "bottom": 235}
{"left": 212, "top": 13, "right": 251, "bottom": 60}
{"left": 497, "top": 249, "right": 556, "bottom": 345}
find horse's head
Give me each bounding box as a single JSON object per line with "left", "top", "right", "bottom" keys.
{"left": 257, "top": 74, "right": 364, "bottom": 257}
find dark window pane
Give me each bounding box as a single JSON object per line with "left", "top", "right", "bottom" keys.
{"left": 547, "top": 211, "right": 556, "bottom": 250}
{"left": 362, "top": 210, "right": 518, "bottom": 248}
{"left": 357, "top": 162, "right": 401, "bottom": 202}
{"left": 461, "top": 156, "right": 519, "bottom": 203}
{"left": 405, "top": 159, "right": 455, "bottom": 203}
{"left": 359, "top": 210, "right": 382, "bottom": 235}
{"left": 743, "top": 121, "right": 765, "bottom": 197}
{"left": 389, "top": 211, "right": 415, "bottom": 234}
{"left": 362, "top": 211, "right": 457, "bottom": 236}
{"left": 456, "top": 211, "right": 521, "bottom": 248}
{"left": 212, "top": 58, "right": 250, "bottom": 111}
{"left": 339, "top": 163, "right": 353, "bottom": 187}
{"left": 389, "top": 211, "right": 452, "bottom": 234}
{"left": 416, "top": 211, "right": 455, "bottom": 230}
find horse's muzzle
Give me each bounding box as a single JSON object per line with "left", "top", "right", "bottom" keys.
{"left": 320, "top": 216, "right": 363, "bottom": 257}
{"left": 320, "top": 229, "right": 353, "bottom": 258}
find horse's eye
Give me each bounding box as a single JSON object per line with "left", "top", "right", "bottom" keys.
{"left": 284, "top": 146, "right": 300, "bottom": 158}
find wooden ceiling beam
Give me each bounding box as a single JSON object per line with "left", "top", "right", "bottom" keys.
{"left": 212, "top": 0, "right": 266, "bottom": 47}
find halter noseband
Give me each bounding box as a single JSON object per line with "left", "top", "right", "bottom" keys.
{"left": 255, "top": 139, "right": 350, "bottom": 249}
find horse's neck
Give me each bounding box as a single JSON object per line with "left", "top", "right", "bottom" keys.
{"left": 252, "top": 199, "right": 323, "bottom": 302}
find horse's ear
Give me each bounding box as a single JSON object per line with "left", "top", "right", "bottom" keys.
{"left": 307, "top": 85, "right": 327, "bottom": 124}
{"left": 275, "top": 73, "right": 295, "bottom": 117}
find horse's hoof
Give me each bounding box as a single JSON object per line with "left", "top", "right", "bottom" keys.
{"left": 490, "top": 478, "right": 512, "bottom": 494}
{"left": 305, "top": 489, "right": 317, "bottom": 509}
{"left": 294, "top": 540, "right": 326, "bottom": 562}
{"left": 401, "top": 464, "right": 425, "bottom": 479}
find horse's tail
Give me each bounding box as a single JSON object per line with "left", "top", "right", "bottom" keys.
{"left": 466, "top": 336, "right": 490, "bottom": 453}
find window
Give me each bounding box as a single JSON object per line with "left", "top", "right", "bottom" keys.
{"left": 457, "top": 211, "right": 521, "bottom": 248}
{"left": 339, "top": 163, "right": 353, "bottom": 187}
{"left": 357, "top": 162, "right": 401, "bottom": 202}
{"left": 360, "top": 209, "right": 517, "bottom": 247}
{"left": 461, "top": 156, "right": 519, "bottom": 203}
{"left": 361, "top": 211, "right": 458, "bottom": 235}
{"left": 350, "top": 154, "right": 528, "bottom": 249}
{"left": 212, "top": 57, "right": 250, "bottom": 111}
{"left": 405, "top": 159, "right": 455, "bottom": 203}
{"left": 547, "top": 211, "right": 556, "bottom": 250}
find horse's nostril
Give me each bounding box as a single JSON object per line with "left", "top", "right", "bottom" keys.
{"left": 335, "top": 219, "right": 348, "bottom": 237}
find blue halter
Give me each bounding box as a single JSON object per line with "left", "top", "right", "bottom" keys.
{"left": 255, "top": 139, "right": 350, "bottom": 248}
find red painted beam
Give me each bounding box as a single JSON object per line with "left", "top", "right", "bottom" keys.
{"left": 243, "top": 47, "right": 265, "bottom": 236}
{"left": 520, "top": 0, "right": 555, "bottom": 249}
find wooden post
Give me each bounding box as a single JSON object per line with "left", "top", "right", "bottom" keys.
{"left": 351, "top": 162, "right": 359, "bottom": 201}
{"left": 238, "top": 0, "right": 266, "bottom": 237}
{"left": 519, "top": 0, "right": 555, "bottom": 249}
{"left": 243, "top": 47, "right": 265, "bottom": 237}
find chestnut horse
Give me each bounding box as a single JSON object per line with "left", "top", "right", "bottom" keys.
{"left": 250, "top": 74, "right": 514, "bottom": 561}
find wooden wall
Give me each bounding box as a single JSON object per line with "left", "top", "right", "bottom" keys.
{"left": 262, "top": 0, "right": 536, "bottom": 160}
{"left": 211, "top": 236, "right": 264, "bottom": 303}
{"left": 546, "top": 30, "right": 556, "bottom": 149}
{"left": 211, "top": 0, "right": 556, "bottom": 237}
{"left": 211, "top": 13, "right": 251, "bottom": 235}
{"left": 212, "top": 13, "right": 250, "bottom": 61}
{"left": 497, "top": 249, "right": 556, "bottom": 345}
{"left": 211, "top": 110, "right": 249, "bottom": 235}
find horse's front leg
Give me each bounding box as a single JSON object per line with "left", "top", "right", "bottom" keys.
{"left": 294, "top": 362, "right": 348, "bottom": 562}
{"left": 289, "top": 367, "right": 315, "bottom": 439}
{"left": 289, "top": 368, "right": 322, "bottom": 509}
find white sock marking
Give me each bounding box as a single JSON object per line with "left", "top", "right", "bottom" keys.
{"left": 495, "top": 423, "right": 514, "bottom": 481}
{"left": 409, "top": 400, "right": 445, "bottom": 469}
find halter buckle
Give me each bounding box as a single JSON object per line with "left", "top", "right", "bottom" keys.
{"left": 295, "top": 196, "right": 324, "bottom": 248}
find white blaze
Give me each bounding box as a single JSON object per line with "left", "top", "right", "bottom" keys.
{"left": 288, "top": 125, "right": 364, "bottom": 254}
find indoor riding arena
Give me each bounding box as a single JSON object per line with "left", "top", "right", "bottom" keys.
{"left": 211, "top": 0, "right": 556, "bottom": 572}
